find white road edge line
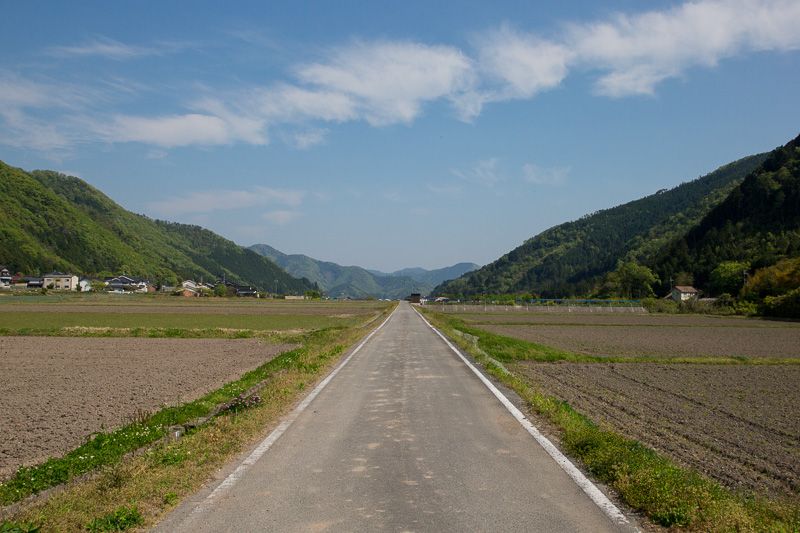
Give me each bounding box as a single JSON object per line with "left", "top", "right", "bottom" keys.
{"left": 414, "top": 307, "right": 638, "bottom": 531}
{"left": 171, "top": 305, "right": 398, "bottom": 532}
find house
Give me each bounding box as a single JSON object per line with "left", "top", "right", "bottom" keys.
{"left": 108, "top": 275, "right": 150, "bottom": 292}
{"left": 235, "top": 285, "right": 258, "bottom": 297}
{"left": 177, "top": 288, "right": 198, "bottom": 297}
{"left": 27, "top": 277, "right": 44, "bottom": 289}
{"left": 668, "top": 286, "right": 699, "bottom": 302}
{"left": 43, "top": 271, "right": 79, "bottom": 291}
{"left": 0, "top": 266, "right": 11, "bottom": 289}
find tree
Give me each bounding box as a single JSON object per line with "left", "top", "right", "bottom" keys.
{"left": 707, "top": 261, "right": 749, "bottom": 296}
{"left": 614, "top": 262, "right": 659, "bottom": 299}
{"left": 213, "top": 284, "right": 227, "bottom": 297}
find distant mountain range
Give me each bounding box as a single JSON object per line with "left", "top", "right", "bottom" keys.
{"left": 0, "top": 161, "right": 312, "bottom": 294}
{"left": 249, "top": 244, "right": 478, "bottom": 299}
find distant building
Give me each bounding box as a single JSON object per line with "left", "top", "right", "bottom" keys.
{"left": 43, "top": 272, "right": 79, "bottom": 291}
{"left": 668, "top": 286, "right": 699, "bottom": 302}
{"left": 410, "top": 293, "right": 421, "bottom": 304}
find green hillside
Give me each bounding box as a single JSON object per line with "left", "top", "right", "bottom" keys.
{"left": 0, "top": 161, "right": 310, "bottom": 293}
{"left": 433, "top": 153, "right": 768, "bottom": 298}
{"left": 650, "top": 134, "right": 800, "bottom": 296}
{"left": 249, "top": 243, "right": 437, "bottom": 299}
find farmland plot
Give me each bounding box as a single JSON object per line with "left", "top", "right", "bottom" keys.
{"left": 512, "top": 361, "right": 800, "bottom": 496}
{"left": 480, "top": 322, "right": 800, "bottom": 359}
{"left": 0, "top": 336, "right": 296, "bottom": 479}
{"left": 448, "top": 310, "right": 800, "bottom": 498}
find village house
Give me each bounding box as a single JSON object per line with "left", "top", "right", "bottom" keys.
{"left": 0, "top": 266, "right": 11, "bottom": 289}
{"left": 667, "top": 285, "right": 699, "bottom": 302}
{"left": 107, "top": 275, "right": 154, "bottom": 293}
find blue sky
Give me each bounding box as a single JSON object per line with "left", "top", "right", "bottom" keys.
{"left": 2, "top": 1, "right": 799, "bottom": 272}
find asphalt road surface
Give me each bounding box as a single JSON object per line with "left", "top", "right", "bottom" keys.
{"left": 154, "top": 301, "right": 640, "bottom": 532}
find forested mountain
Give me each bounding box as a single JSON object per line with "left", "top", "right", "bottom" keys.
{"left": 0, "top": 161, "right": 311, "bottom": 293}
{"left": 368, "top": 263, "right": 480, "bottom": 286}
{"left": 433, "top": 152, "right": 769, "bottom": 298}
{"left": 249, "top": 243, "right": 442, "bottom": 299}
{"left": 649, "top": 133, "right": 800, "bottom": 295}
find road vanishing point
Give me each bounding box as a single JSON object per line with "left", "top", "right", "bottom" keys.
{"left": 154, "top": 301, "right": 641, "bottom": 532}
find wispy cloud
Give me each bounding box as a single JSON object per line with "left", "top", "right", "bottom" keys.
{"left": 46, "top": 37, "right": 159, "bottom": 60}
{"left": 262, "top": 210, "right": 302, "bottom": 226}
{"left": 147, "top": 186, "right": 306, "bottom": 217}
{"left": 452, "top": 158, "right": 502, "bottom": 187}
{"left": 523, "top": 164, "right": 569, "bottom": 185}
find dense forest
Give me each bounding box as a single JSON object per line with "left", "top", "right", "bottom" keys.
{"left": 0, "top": 162, "right": 311, "bottom": 293}
{"left": 648, "top": 133, "right": 800, "bottom": 316}
{"left": 433, "top": 153, "right": 768, "bottom": 299}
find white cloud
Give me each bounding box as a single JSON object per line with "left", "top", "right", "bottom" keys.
{"left": 102, "top": 112, "right": 266, "bottom": 147}
{"left": 262, "top": 210, "right": 302, "bottom": 226}
{"left": 569, "top": 0, "right": 800, "bottom": 96}
{"left": 147, "top": 186, "right": 306, "bottom": 217}
{"left": 476, "top": 25, "right": 573, "bottom": 99}
{"left": 297, "top": 40, "right": 475, "bottom": 125}
{"left": 452, "top": 158, "right": 502, "bottom": 187}
{"left": 523, "top": 164, "right": 569, "bottom": 185}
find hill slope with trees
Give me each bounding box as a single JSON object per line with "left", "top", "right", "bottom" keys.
{"left": 648, "top": 133, "right": 800, "bottom": 311}
{"left": 0, "top": 161, "right": 311, "bottom": 293}
{"left": 433, "top": 153, "right": 768, "bottom": 299}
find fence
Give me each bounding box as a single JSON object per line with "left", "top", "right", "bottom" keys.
{"left": 424, "top": 299, "right": 648, "bottom": 314}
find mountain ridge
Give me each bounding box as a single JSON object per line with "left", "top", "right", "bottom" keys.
{"left": 249, "top": 244, "right": 478, "bottom": 299}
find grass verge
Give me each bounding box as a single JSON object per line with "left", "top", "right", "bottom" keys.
{"left": 421, "top": 308, "right": 800, "bottom": 532}
{"left": 1, "top": 303, "right": 395, "bottom": 532}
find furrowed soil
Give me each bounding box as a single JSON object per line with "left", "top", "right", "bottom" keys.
{"left": 512, "top": 361, "right": 800, "bottom": 496}
{"left": 447, "top": 310, "right": 800, "bottom": 498}
{"left": 0, "top": 337, "right": 296, "bottom": 479}
{"left": 479, "top": 321, "right": 800, "bottom": 359}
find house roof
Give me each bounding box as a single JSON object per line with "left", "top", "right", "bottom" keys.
{"left": 674, "top": 286, "right": 698, "bottom": 292}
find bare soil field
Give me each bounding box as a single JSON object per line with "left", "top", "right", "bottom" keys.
{"left": 0, "top": 302, "right": 377, "bottom": 316}
{"left": 0, "top": 337, "right": 295, "bottom": 479}
{"left": 456, "top": 312, "right": 789, "bottom": 327}
{"left": 512, "top": 361, "right": 800, "bottom": 496}
{"left": 480, "top": 323, "right": 800, "bottom": 359}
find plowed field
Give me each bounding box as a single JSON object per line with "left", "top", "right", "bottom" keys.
{"left": 0, "top": 337, "right": 295, "bottom": 478}
{"left": 449, "top": 310, "right": 800, "bottom": 497}
{"left": 512, "top": 361, "right": 800, "bottom": 496}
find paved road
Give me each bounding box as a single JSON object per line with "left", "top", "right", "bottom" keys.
{"left": 155, "top": 301, "right": 639, "bottom": 532}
